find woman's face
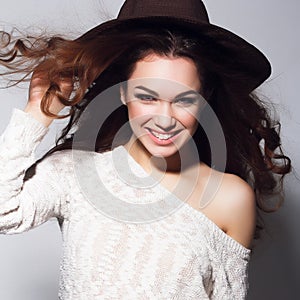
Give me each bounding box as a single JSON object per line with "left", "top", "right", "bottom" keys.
{"left": 121, "top": 53, "right": 203, "bottom": 159}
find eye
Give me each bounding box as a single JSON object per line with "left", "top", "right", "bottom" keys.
{"left": 134, "top": 93, "right": 158, "bottom": 102}
{"left": 174, "top": 97, "right": 197, "bottom": 106}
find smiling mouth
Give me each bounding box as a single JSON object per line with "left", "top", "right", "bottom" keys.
{"left": 146, "top": 128, "right": 181, "bottom": 140}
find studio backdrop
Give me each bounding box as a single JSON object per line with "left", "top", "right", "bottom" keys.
{"left": 0, "top": 1, "right": 299, "bottom": 299}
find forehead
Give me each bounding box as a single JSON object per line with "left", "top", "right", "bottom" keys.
{"left": 127, "top": 54, "right": 202, "bottom": 96}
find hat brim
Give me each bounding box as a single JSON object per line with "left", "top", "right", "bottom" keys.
{"left": 77, "top": 16, "right": 271, "bottom": 92}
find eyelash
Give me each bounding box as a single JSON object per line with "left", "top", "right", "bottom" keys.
{"left": 175, "top": 98, "right": 196, "bottom": 105}
{"left": 135, "top": 94, "right": 157, "bottom": 102}
{"left": 135, "top": 94, "right": 196, "bottom": 105}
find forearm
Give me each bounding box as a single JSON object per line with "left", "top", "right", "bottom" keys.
{"left": 0, "top": 108, "right": 49, "bottom": 199}
{"left": 0, "top": 109, "right": 66, "bottom": 234}
{"left": 24, "top": 103, "right": 56, "bottom": 128}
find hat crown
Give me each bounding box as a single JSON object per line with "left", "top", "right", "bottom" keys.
{"left": 117, "top": 0, "right": 210, "bottom": 23}
{"left": 77, "top": 0, "right": 271, "bottom": 92}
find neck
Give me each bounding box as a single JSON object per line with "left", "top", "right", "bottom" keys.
{"left": 123, "top": 135, "right": 200, "bottom": 175}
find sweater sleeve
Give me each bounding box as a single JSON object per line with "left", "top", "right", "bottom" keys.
{"left": 0, "top": 108, "right": 69, "bottom": 234}
{"left": 209, "top": 234, "right": 251, "bottom": 300}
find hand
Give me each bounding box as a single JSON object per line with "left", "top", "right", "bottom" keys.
{"left": 24, "top": 70, "right": 73, "bottom": 127}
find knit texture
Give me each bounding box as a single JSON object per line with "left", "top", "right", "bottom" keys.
{"left": 0, "top": 109, "right": 251, "bottom": 299}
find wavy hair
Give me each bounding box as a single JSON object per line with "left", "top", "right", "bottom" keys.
{"left": 0, "top": 22, "right": 292, "bottom": 240}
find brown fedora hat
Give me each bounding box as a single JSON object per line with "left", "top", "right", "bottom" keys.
{"left": 78, "top": 0, "right": 271, "bottom": 92}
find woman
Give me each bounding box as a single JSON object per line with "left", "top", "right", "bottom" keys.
{"left": 0, "top": 0, "right": 291, "bottom": 299}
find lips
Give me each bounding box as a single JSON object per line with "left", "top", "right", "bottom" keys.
{"left": 150, "top": 130, "right": 175, "bottom": 140}
{"left": 146, "top": 128, "right": 181, "bottom": 143}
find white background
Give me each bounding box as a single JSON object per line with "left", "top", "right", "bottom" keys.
{"left": 0, "top": 1, "right": 299, "bottom": 299}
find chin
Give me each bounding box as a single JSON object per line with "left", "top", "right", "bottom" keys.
{"left": 148, "top": 147, "right": 178, "bottom": 158}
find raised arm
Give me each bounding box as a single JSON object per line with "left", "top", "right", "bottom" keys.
{"left": 0, "top": 70, "right": 72, "bottom": 234}
{"left": 0, "top": 109, "right": 69, "bottom": 234}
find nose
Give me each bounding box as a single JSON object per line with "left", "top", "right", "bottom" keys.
{"left": 154, "top": 101, "right": 176, "bottom": 132}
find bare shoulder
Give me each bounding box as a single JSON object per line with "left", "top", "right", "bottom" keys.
{"left": 199, "top": 164, "right": 256, "bottom": 249}
{"left": 215, "top": 172, "right": 256, "bottom": 249}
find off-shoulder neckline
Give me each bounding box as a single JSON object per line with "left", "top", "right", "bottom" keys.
{"left": 180, "top": 202, "right": 252, "bottom": 256}
{"left": 110, "top": 145, "right": 252, "bottom": 256}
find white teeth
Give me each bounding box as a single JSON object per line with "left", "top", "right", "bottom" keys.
{"left": 150, "top": 130, "right": 175, "bottom": 140}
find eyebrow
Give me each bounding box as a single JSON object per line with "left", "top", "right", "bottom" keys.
{"left": 134, "top": 85, "right": 199, "bottom": 99}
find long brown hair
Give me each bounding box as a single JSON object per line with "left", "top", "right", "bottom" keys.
{"left": 0, "top": 22, "right": 292, "bottom": 240}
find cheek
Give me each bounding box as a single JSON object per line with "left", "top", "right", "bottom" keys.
{"left": 127, "top": 103, "right": 143, "bottom": 119}
{"left": 127, "top": 103, "right": 152, "bottom": 129}
{"left": 176, "top": 110, "right": 199, "bottom": 131}
{"left": 186, "top": 118, "right": 199, "bottom": 134}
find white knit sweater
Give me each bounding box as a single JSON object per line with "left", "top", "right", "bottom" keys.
{"left": 0, "top": 109, "right": 251, "bottom": 299}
